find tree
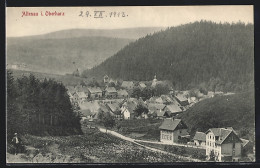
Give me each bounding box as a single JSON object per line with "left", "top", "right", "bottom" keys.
{"left": 116, "top": 123, "right": 122, "bottom": 132}
{"left": 80, "top": 80, "right": 87, "bottom": 86}
{"left": 7, "top": 72, "right": 83, "bottom": 136}
{"left": 103, "top": 113, "right": 116, "bottom": 132}
{"left": 108, "top": 82, "right": 116, "bottom": 87}
{"left": 209, "top": 150, "right": 216, "bottom": 161}
{"left": 134, "top": 104, "right": 149, "bottom": 118}
{"left": 153, "top": 84, "right": 169, "bottom": 96}
{"left": 131, "top": 87, "right": 142, "bottom": 98}
{"left": 141, "top": 87, "right": 153, "bottom": 101}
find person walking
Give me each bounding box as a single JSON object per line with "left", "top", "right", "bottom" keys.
{"left": 11, "top": 133, "right": 21, "bottom": 155}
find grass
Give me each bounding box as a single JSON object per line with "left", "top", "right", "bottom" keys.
{"left": 113, "top": 118, "right": 163, "bottom": 141}
{"left": 7, "top": 127, "right": 190, "bottom": 163}
{"left": 137, "top": 141, "right": 206, "bottom": 161}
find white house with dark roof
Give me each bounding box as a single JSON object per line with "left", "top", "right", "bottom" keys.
{"left": 121, "top": 101, "right": 137, "bottom": 119}
{"left": 159, "top": 118, "right": 189, "bottom": 144}
{"left": 205, "top": 127, "right": 243, "bottom": 161}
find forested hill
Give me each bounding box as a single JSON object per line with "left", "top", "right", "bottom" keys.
{"left": 178, "top": 91, "right": 255, "bottom": 141}
{"left": 83, "top": 21, "right": 254, "bottom": 92}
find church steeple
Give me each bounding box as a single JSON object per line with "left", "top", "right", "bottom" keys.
{"left": 152, "top": 74, "right": 158, "bottom": 87}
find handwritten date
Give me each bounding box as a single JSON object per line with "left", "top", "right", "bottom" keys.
{"left": 79, "top": 11, "right": 128, "bottom": 18}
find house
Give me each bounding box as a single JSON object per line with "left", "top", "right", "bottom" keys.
{"left": 188, "top": 97, "right": 198, "bottom": 104}
{"left": 79, "top": 101, "right": 101, "bottom": 120}
{"left": 160, "top": 95, "right": 175, "bottom": 104}
{"left": 207, "top": 91, "right": 215, "bottom": 98}
{"left": 80, "top": 109, "right": 92, "bottom": 121}
{"left": 75, "top": 91, "right": 87, "bottom": 104}
{"left": 139, "top": 82, "right": 146, "bottom": 89}
{"left": 121, "top": 101, "right": 137, "bottom": 119}
{"left": 193, "top": 131, "right": 206, "bottom": 147}
{"left": 148, "top": 97, "right": 164, "bottom": 104}
{"left": 121, "top": 81, "right": 134, "bottom": 89}
{"left": 99, "top": 103, "right": 114, "bottom": 116}
{"left": 159, "top": 118, "right": 189, "bottom": 144}
{"left": 175, "top": 94, "right": 189, "bottom": 106}
{"left": 163, "top": 104, "right": 183, "bottom": 117}
{"left": 205, "top": 127, "right": 243, "bottom": 161}
{"left": 87, "top": 87, "right": 103, "bottom": 98}
{"left": 117, "top": 89, "right": 129, "bottom": 98}
{"left": 240, "top": 138, "right": 254, "bottom": 157}
{"left": 105, "top": 87, "right": 118, "bottom": 98}
{"left": 106, "top": 103, "right": 122, "bottom": 119}
{"left": 147, "top": 103, "right": 166, "bottom": 116}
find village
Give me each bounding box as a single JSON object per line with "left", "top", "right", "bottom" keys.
{"left": 65, "top": 74, "right": 253, "bottom": 162}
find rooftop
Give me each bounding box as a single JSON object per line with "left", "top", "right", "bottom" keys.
{"left": 159, "top": 118, "right": 187, "bottom": 131}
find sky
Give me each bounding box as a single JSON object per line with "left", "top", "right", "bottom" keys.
{"left": 6, "top": 6, "right": 253, "bottom": 37}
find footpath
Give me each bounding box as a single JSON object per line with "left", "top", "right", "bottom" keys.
{"left": 98, "top": 128, "right": 202, "bottom": 162}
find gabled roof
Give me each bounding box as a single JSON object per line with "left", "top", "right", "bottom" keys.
{"left": 149, "top": 97, "right": 164, "bottom": 104}
{"left": 76, "top": 91, "right": 87, "bottom": 98}
{"left": 159, "top": 118, "right": 187, "bottom": 131}
{"left": 240, "top": 138, "right": 250, "bottom": 147}
{"left": 99, "top": 103, "right": 110, "bottom": 113}
{"left": 80, "top": 109, "right": 92, "bottom": 117}
{"left": 79, "top": 101, "right": 101, "bottom": 114}
{"left": 105, "top": 87, "right": 117, "bottom": 93}
{"left": 165, "top": 104, "right": 182, "bottom": 113}
{"left": 193, "top": 131, "right": 206, "bottom": 141}
{"left": 122, "top": 101, "right": 137, "bottom": 114}
{"left": 206, "top": 127, "right": 242, "bottom": 144}
{"left": 161, "top": 95, "right": 174, "bottom": 103}
{"left": 121, "top": 81, "right": 134, "bottom": 88}
{"left": 106, "top": 103, "right": 120, "bottom": 112}
{"left": 117, "top": 89, "right": 128, "bottom": 96}
{"left": 175, "top": 94, "right": 188, "bottom": 102}
{"left": 156, "top": 110, "right": 166, "bottom": 117}
{"left": 87, "top": 87, "right": 102, "bottom": 93}
{"left": 147, "top": 103, "right": 166, "bottom": 111}
{"left": 139, "top": 82, "right": 146, "bottom": 88}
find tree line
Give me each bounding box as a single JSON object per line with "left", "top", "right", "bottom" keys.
{"left": 7, "top": 70, "right": 82, "bottom": 138}
{"left": 83, "top": 21, "right": 254, "bottom": 92}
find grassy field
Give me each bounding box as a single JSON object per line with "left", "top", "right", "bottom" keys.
{"left": 112, "top": 119, "right": 163, "bottom": 141}
{"left": 7, "top": 126, "right": 190, "bottom": 163}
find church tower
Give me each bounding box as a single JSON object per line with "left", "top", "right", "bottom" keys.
{"left": 151, "top": 74, "right": 158, "bottom": 87}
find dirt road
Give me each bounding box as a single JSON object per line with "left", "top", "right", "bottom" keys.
{"left": 98, "top": 128, "right": 202, "bottom": 162}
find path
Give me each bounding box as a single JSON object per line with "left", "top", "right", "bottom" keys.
{"left": 135, "top": 139, "right": 205, "bottom": 149}
{"left": 98, "top": 128, "right": 202, "bottom": 162}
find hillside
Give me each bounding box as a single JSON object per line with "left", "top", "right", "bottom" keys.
{"left": 8, "top": 27, "right": 165, "bottom": 40}
{"left": 9, "top": 69, "right": 88, "bottom": 86}
{"left": 7, "top": 36, "right": 132, "bottom": 75}
{"left": 178, "top": 91, "right": 255, "bottom": 141}
{"left": 84, "top": 21, "right": 254, "bottom": 92}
